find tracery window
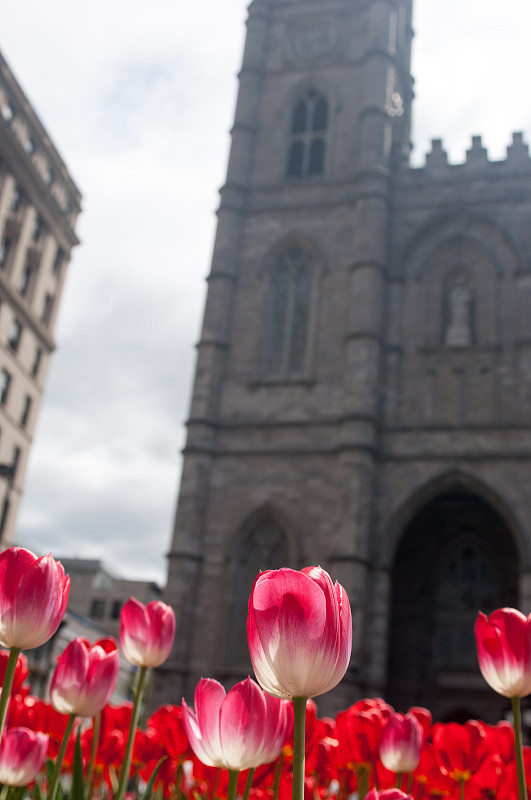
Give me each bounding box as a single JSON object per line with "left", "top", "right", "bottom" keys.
{"left": 262, "top": 243, "right": 314, "bottom": 380}
{"left": 433, "top": 538, "right": 499, "bottom": 669}
{"left": 227, "top": 517, "right": 289, "bottom": 667}
{"left": 286, "top": 88, "right": 328, "bottom": 178}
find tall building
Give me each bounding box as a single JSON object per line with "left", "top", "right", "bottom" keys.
{"left": 0, "top": 51, "right": 81, "bottom": 545}
{"left": 158, "top": 0, "right": 531, "bottom": 722}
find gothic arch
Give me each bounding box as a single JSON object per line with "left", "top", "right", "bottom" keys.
{"left": 379, "top": 469, "right": 527, "bottom": 569}
{"left": 398, "top": 210, "right": 529, "bottom": 280}
{"left": 385, "top": 471, "right": 521, "bottom": 720}
{"left": 224, "top": 506, "right": 299, "bottom": 671}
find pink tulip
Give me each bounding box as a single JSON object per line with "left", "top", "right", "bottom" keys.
{"left": 0, "top": 548, "right": 70, "bottom": 650}
{"left": 475, "top": 608, "right": 531, "bottom": 698}
{"left": 50, "top": 637, "right": 120, "bottom": 717}
{"left": 247, "top": 566, "right": 352, "bottom": 699}
{"left": 379, "top": 712, "right": 423, "bottom": 773}
{"left": 120, "top": 598, "right": 175, "bottom": 667}
{"left": 366, "top": 791, "right": 412, "bottom": 800}
{"left": 182, "top": 676, "right": 293, "bottom": 771}
{"left": 0, "top": 726, "right": 48, "bottom": 786}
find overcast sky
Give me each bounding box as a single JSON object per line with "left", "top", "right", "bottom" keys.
{"left": 0, "top": 1, "right": 530, "bottom": 584}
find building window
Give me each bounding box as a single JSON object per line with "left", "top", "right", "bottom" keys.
{"left": 89, "top": 599, "right": 106, "bottom": 619}
{"left": 11, "top": 447, "right": 20, "bottom": 481}
{"left": 0, "top": 237, "right": 12, "bottom": 269}
{"left": 262, "top": 243, "right": 314, "bottom": 380}
{"left": 0, "top": 497, "right": 10, "bottom": 542}
{"left": 31, "top": 347, "right": 42, "bottom": 378}
{"left": 20, "top": 396, "right": 32, "bottom": 428}
{"left": 53, "top": 247, "right": 64, "bottom": 275}
{"left": 433, "top": 539, "right": 498, "bottom": 670}
{"left": 0, "top": 370, "right": 11, "bottom": 405}
{"left": 9, "top": 187, "right": 21, "bottom": 213}
{"left": 32, "top": 216, "right": 44, "bottom": 241}
{"left": 7, "top": 319, "right": 22, "bottom": 352}
{"left": 41, "top": 293, "right": 54, "bottom": 324}
{"left": 110, "top": 600, "right": 121, "bottom": 620}
{"left": 286, "top": 88, "right": 328, "bottom": 179}
{"left": 18, "top": 262, "right": 33, "bottom": 297}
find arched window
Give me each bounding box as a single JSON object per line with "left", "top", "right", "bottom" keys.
{"left": 286, "top": 88, "right": 328, "bottom": 178}
{"left": 262, "top": 243, "right": 314, "bottom": 380}
{"left": 433, "top": 537, "right": 499, "bottom": 669}
{"left": 227, "top": 517, "right": 289, "bottom": 668}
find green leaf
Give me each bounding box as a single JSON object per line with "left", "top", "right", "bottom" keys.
{"left": 71, "top": 730, "right": 85, "bottom": 800}
{"left": 139, "top": 757, "right": 167, "bottom": 800}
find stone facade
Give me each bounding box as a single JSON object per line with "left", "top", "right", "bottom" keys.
{"left": 0, "top": 51, "right": 81, "bottom": 545}
{"left": 157, "top": 0, "right": 531, "bottom": 722}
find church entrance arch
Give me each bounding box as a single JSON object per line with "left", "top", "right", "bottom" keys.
{"left": 387, "top": 487, "right": 518, "bottom": 722}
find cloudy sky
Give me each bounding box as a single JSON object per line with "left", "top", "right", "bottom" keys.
{"left": 0, "top": 1, "right": 530, "bottom": 584}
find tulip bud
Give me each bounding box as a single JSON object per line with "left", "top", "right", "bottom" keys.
{"left": 50, "top": 637, "right": 120, "bottom": 717}
{"left": 182, "top": 676, "right": 293, "bottom": 771}
{"left": 0, "top": 726, "right": 48, "bottom": 786}
{"left": 247, "top": 566, "right": 352, "bottom": 699}
{"left": 120, "top": 598, "right": 175, "bottom": 668}
{"left": 380, "top": 712, "right": 423, "bottom": 773}
{"left": 475, "top": 608, "right": 531, "bottom": 698}
{"left": 0, "top": 548, "right": 69, "bottom": 650}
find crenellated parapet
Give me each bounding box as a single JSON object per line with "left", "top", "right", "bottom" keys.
{"left": 417, "top": 132, "right": 531, "bottom": 175}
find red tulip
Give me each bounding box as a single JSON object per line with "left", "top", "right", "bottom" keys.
{"left": 0, "top": 547, "right": 69, "bottom": 650}
{"left": 50, "top": 637, "right": 120, "bottom": 717}
{"left": 475, "top": 608, "right": 531, "bottom": 698}
{"left": 379, "top": 712, "right": 423, "bottom": 774}
{"left": 247, "top": 566, "right": 352, "bottom": 699}
{"left": 0, "top": 726, "right": 48, "bottom": 786}
{"left": 182, "top": 677, "right": 293, "bottom": 771}
{"left": 120, "top": 598, "right": 175, "bottom": 667}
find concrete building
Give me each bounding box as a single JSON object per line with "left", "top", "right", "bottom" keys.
{"left": 158, "top": 0, "right": 531, "bottom": 722}
{"left": 0, "top": 51, "right": 81, "bottom": 544}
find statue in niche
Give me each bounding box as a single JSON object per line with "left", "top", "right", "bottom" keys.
{"left": 445, "top": 277, "right": 475, "bottom": 347}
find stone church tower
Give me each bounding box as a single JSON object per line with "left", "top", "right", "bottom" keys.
{"left": 157, "top": 0, "right": 531, "bottom": 722}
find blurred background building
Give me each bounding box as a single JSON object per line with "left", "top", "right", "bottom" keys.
{"left": 0, "top": 51, "right": 81, "bottom": 545}
{"left": 160, "top": 0, "right": 531, "bottom": 722}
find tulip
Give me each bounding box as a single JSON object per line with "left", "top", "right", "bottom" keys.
{"left": 380, "top": 712, "right": 423, "bottom": 774}
{"left": 247, "top": 566, "right": 352, "bottom": 700}
{"left": 120, "top": 598, "right": 175, "bottom": 668}
{"left": 50, "top": 637, "right": 120, "bottom": 717}
{"left": 248, "top": 566, "right": 351, "bottom": 800}
{"left": 182, "top": 677, "right": 292, "bottom": 773}
{"left": 365, "top": 790, "right": 412, "bottom": 800}
{"left": 0, "top": 547, "right": 70, "bottom": 650}
{"left": 0, "top": 726, "right": 48, "bottom": 786}
{"left": 475, "top": 607, "right": 531, "bottom": 800}
{"left": 475, "top": 608, "right": 531, "bottom": 698}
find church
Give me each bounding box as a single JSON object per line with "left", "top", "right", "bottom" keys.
{"left": 156, "top": 0, "right": 531, "bottom": 722}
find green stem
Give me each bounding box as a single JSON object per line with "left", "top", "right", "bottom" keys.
{"left": 210, "top": 768, "right": 221, "bottom": 800}
{"left": 459, "top": 777, "right": 465, "bottom": 800}
{"left": 292, "top": 697, "right": 307, "bottom": 800}
{"left": 115, "top": 666, "right": 149, "bottom": 800}
{"left": 512, "top": 696, "right": 527, "bottom": 800}
{"left": 85, "top": 712, "right": 101, "bottom": 800}
{"left": 48, "top": 713, "right": 76, "bottom": 800}
{"left": 396, "top": 772, "right": 403, "bottom": 791}
{"left": 0, "top": 647, "right": 20, "bottom": 741}
{"left": 272, "top": 752, "right": 284, "bottom": 800}
{"left": 242, "top": 768, "right": 255, "bottom": 800}
{"left": 227, "top": 770, "right": 239, "bottom": 800}
{"left": 356, "top": 766, "right": 370, "bottom": 800}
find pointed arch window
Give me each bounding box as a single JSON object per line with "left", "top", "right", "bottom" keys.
{"left": 262, "top": 243, "right": 314, "bottom": 380}
{"left": 286, "top": 88, "right": 328, "bottom": 178}
{"left": 433, "top": 537, "right": 499, "bottom": 669}
{"left": 227, "top": 517, "right": 289, "bottom": 668}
